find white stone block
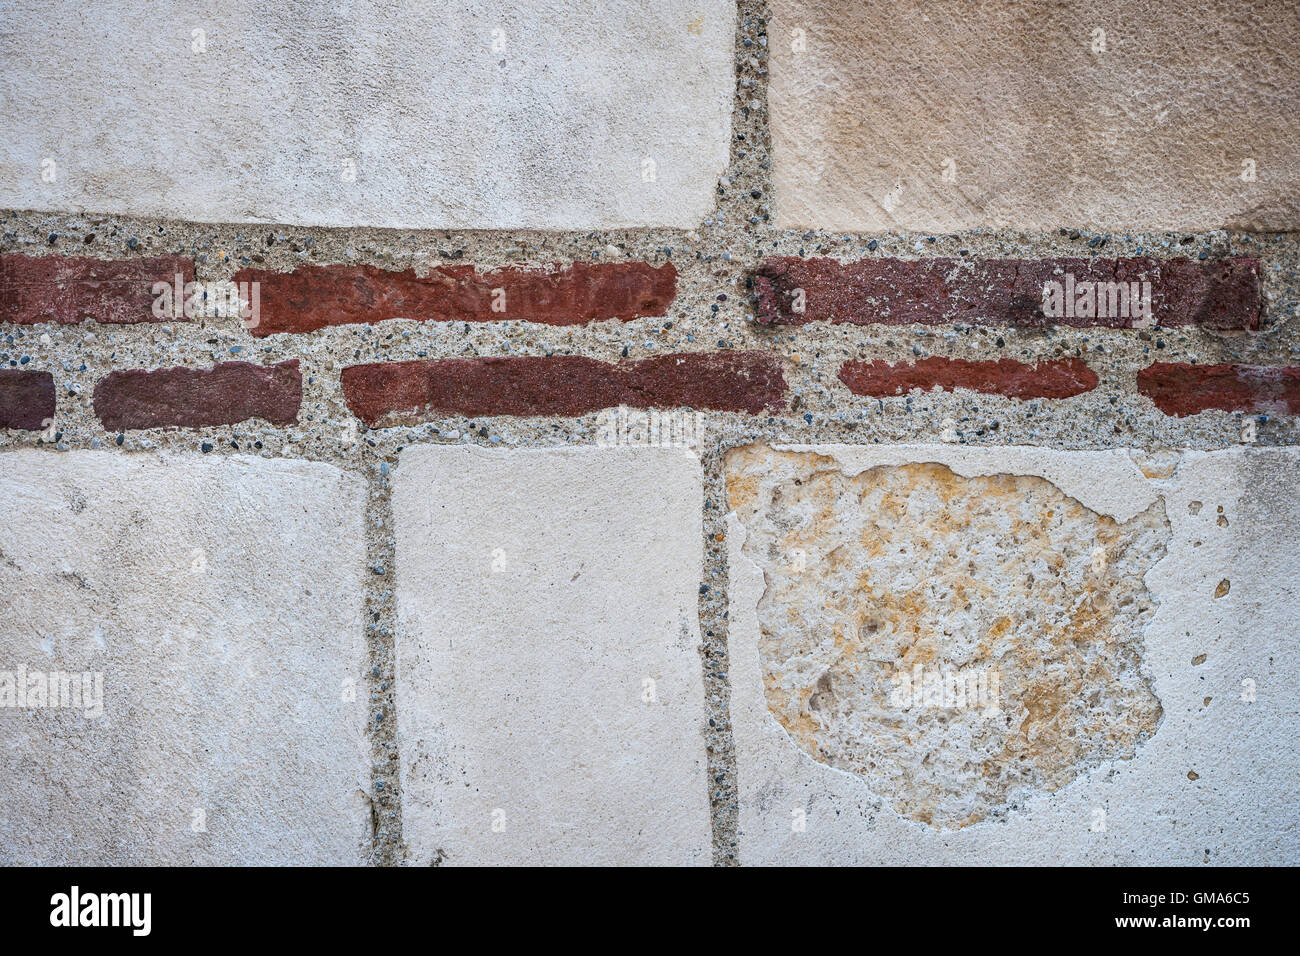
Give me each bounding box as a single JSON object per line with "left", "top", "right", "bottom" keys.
{"left": 0, "top": 451, "right": 370, "bottom": 865}
{"left": 0, "top": 1, "right": 735, "bottom": 230}
{"left": 393, "top": 445, "right": 711, "bottom": 865}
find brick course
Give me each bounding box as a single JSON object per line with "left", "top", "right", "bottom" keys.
{"left": 839, "top": 357, "right": 1098, "bottom": 400}
{"left": 341, "top": 352, "right": 786, "bottom": 425}
{"left": 1, "top": 253, "right": 194, "bottom": 325}
{"left": 234, "top": 261, "right": 678, "bottom": 335}
{"left": 1137, "top": 362, "right": 1300, "bottom": 417}
{"left": 92, "top": 360, "right": 302, "bottom": 431}
{"left": 0, "top": 369, "right": 55, "bottom": 430}
{"left": 754, "top": 257, "right": 1261, "bottom": 330}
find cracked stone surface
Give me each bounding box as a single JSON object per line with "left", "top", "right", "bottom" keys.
{"left": 0, "top": 0, "right": 735, "bottom": 229}
{"left": 727, "top": 447, "right": 1168, "bottom": 828}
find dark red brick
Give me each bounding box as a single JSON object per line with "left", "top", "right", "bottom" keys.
{"left": 0, "top": 369, "right": 55, "bottom": 430}
{"left": 93, "top": 360, "right": 301, "bottom": 431}
{"left": 233, "top": 261, "right": 677, "bottom": 336}
{"left": 1, "top": 253, "right": 195, "bottom": 325}
{"left": 341, "top": 352, "right": 786, "bottom": 425}
{"left": 754, "top": 257, "right": 1261, "bottom": 330}
{"left": 1137, "top": 362, "right": 1300, "bottom": 417}
{"left": 839, "top": 357, "right": 1098, "bottom": 400}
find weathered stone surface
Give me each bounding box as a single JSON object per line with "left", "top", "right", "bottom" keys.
{"left": 342, "top": 352, "right": 787, "bottom": 425}
{"left": 93, "top": 360, "right": 302, "bottom": 431}
{"left": 0, "top": 370, "right": 54, "bottom": 430}
{"left": 0, "top": 452, "right": 369, "bottom": 865}
{"left": 235, "top": 261, "right": 678, "bottom": 335}
{"left": 839, "top": 357, "right": 1098, "bottom": 401}
{"left": 393, "top": 446, "right": 710, "bottom": 865}
{"left": 768, "top": 1, "right": 1300, "bottom": 231}
{"left": 728, "top": 448, "right": 1166, "bottom": 828}
{"left": 727, "top": 445, "right": 1300, "bottom": 863}
{"left": 0, "top": 1, "right": 734, "bottom": 230}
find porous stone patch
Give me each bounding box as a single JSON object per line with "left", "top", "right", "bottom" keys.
{"left": 727, "top": 446, "right": 1300, "bottom": 864}
{"left": 727, "top": 446, "right": 1168, "bottom": 828}
{"left": 393, "top": 445, "right": 711, "bottom": 865}
{"left": 0, "top": 451, "right": 370, "bottom": 865}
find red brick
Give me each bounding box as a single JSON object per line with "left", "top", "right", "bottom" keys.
{"left": 93, "top": 360, "right": 301, "bottom": 431}
{"left": 0, "top": 370, "right": 55, "bottom": 430}
{"left": 1137, "top": 362, "right": 1300, "bottom": 417}
{"left": 1, "top": 253, "right": 195, "bottom": 325}
{"left": 233, "top": 261, "right": 677, "bottom": 336}
{"left": 341, "top": 352, "right": 786, "bottom": 425}
{"left": 754, "top": 257, "right": 1261, "bottom": 330}
{"left": 839, "top": 357, "right": 1098, "bottom": 400}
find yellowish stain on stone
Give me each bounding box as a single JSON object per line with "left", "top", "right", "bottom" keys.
{"left": 727, "top": 446, "right": 1168, "bottom": 830}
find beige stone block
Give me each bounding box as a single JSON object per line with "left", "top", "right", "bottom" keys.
{"left": 770, "top": 0, "right": 1300, "bottom": 231}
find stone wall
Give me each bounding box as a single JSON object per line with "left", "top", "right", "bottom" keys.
{"left": 2, "top": 0, "right": 1298, "bottom": 865}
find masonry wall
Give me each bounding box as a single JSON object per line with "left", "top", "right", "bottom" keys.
{"left": 2, "top": 0, "right": 1298, "bottom": 865}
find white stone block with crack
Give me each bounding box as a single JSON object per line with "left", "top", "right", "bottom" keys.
{"left": 0, "top": 0, "right": 735, "bottom": 230}
{"left": 0, "top": 451, "right": 371, "bottom": 865}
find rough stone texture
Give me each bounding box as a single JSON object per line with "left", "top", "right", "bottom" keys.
{"left": 768, "top": 0, "right": 1300, "bottom": 232}
{"left": 393, "top": 446, "right": 711, "bottom": 865}
{"left": 236, "top": 261, "right": 678, "bottom": 336}
{"left": 728, "top": 447, "right": 1166, "bottom": 828}
{"left": 0, "top": 451, "right": 369, "bottom": 865}
{"left": 342, "top": 352, "right": 787, "bottom": 425}
{"left": 754, "top": 257, "right": 1262, "bottom": 329}
{"left": 0, "top": 1, "right": 734, "bottom": 230}
{"left": 839, "top": 357, "right": 1098, "bottom": 400}
{"left": 0, "top": 369, "right": 54, "bottom": 430}
{"left": 1, "top": 253, "right": 194, "bottom": 325}
{"left": 1138, "top": 363, "right": 1300, "bottom": 417}
{"left": 92, "top": 360, "right": 301, "bottom": 431}
{"left": 727, "top": 445, "right": 1300, "bottom": 863}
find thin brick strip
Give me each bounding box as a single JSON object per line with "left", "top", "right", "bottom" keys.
{"left": 0, "top": 369, "right": 55, "bottom": 430}
{"left": 93, "top": 360, "right": 301, "bottom": 431}
{"left": 753, "top": 256, "right": 1261, "bottom": 330}
{"left": 1, "top": 253, "right": 195, "bottom": 325}
{"left": 233, "top": 261, "right": 678, "bottom": 336}
{"left": 839, "top": 357, "right": 1098, "bottom": 400}
{"left": 1137, "top": 362, "right": 1300, "bottom": 417}
{"left": 341, "top": 352, "right": 786, "bottom": 425}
